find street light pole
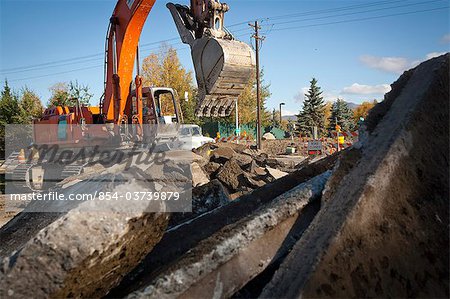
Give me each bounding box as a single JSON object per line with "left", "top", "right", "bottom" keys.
{"left": 279, "top": 102, "right": 285, "bottom": 127}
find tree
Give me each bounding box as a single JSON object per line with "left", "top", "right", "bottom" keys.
{"left": 48, "top": 81, "right": 92, "bottom": 107}
{"left": 0, "top": 79, "right": 16, "bottom": 159}
{"left": 323, "top": 101, "right": 333, "bottom": 129}
{"left": 353, "top": 100, "right": 377, "bottom": 124}
{"left": 0, "top": 81, "right": 44, "bottom": 160}
{"left": 68, "top": 81, "right": 92, "bottom": 106}
{"left": 18, "top": 87, "right": 43, "bottom": 122}
{"left": 0, "top": 80, "right": 22, "bottom": 125}
{"left": 296, "top": 78, "right": 326, "bottom": 137}
{"left": 48, "top": 82, "right": 70, "bottom": 107}
{"left": 327, "top": 98, "right": 355, "bottom": 134}
{"left": 229, "top": 69, "right": 271, "bottom": 126}
{"left": 272, "top": 108, "right": 279, "bottom": 126}
{"left": 141, "top": 45, "right": 197, "bottom": 123}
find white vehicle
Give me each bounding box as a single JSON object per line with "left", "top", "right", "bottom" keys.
{"left": 179, "top": 125, "right": 215, "bottom": 149}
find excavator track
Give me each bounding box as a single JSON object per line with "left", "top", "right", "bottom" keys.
{"left": 61, "top": 165, "right": 85, "bottom": 180}
{"left": 10, "top": 164, "right": 35, "bottom": 191}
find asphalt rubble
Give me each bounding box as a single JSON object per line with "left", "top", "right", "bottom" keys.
{"left": 0, "top": 53, "right": 448, "bottom": 298}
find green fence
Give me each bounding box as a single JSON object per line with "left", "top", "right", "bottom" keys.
{"left": 202, "top": 122, "right": 287, "bottom": 139}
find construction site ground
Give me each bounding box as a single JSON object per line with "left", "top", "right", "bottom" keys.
{"left": 0, "top": 54, "right": 448, "bottom": 298}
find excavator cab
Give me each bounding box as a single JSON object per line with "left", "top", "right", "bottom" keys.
{"left": 167, "top": 0, "right": 255, "bottom": 117}
{"left": 131, "top": 87, "right": 181, "bottom": 125}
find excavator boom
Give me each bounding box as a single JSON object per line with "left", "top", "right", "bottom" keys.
{"left": 102, "top": 0, "right": 255, "bottom": 122}
{"left": 103, "top": 0, "right": 156, "bottom": 124}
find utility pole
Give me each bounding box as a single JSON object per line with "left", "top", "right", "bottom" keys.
{"left": 250, "top": 21, "right": 264, "bottom": 150}
{"left": 235, "top": 99, "right": 239, "bottom": 144}
{"left": 335, "top": 117, "right": 340, "bottom": 152}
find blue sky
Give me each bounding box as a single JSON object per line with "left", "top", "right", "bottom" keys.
{"left": 1, "top": 0, "right": 449, "bottom": 116}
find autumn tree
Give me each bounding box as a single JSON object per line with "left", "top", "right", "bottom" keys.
{"left": 229, "top": 70, "right": 271, "bottom": 126}
{"left": 18, "top": 88, "right": 43, "bottom": 122}
{"left": 296, "top": 78, "right": 326, "bottom": 137}
{"left": 272, "top": 109, "right": 280, "bottom": 126}
{"left": 353, "top": 100, "right": 377, "bottom": 124}
{"left": 327, "top": 98, "right": 355, "bottom": 134}
{"left": 48, "top": 81, "right": 92, "bottom": 107}
{"left": 48, "top": 82, "right": 69, "bottom": 107}
{"left": 323, "top": 101, "right": 333, "bottom": 129}
{"left": 141, "top": 45, "right": 197, "bottom": 123}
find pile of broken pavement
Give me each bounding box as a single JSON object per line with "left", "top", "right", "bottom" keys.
{"left": 192, "top": 143, "right": 299, "bottom": 200}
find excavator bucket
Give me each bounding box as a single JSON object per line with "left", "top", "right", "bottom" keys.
{"left": 191, "top": 37, "right": 255, "bottom": 117}
{"left": 167, "top": 1, "right": 255, "bottom": 117}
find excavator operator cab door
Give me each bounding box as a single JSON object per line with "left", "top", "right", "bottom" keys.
{"left": 141, "top": 87, "right": 181, "bottom": 145}
{"left": 148, "top": 88, "right": 181, "bottom": 125}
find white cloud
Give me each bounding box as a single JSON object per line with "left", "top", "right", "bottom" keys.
{"left": 301, "top": 87, "right": 309, "bottom": 95}
{"left": 425, "top": 51, "right": 446, "bottom": 59}
{"left": 359, "top": 55, "right": 410, "bottom": 74}
{"left": 342, "top": 83, "right": 391, "bottom": 95}
{"left": 280, "top": 109, "right": 296, "bottom": 116}
{"left": 360, "top": 52, "right": 448, "bottom": 74}
{"left": 441, "top": 34, "right": 450, "bottom": 43}
{"left": 296, "top": 87, "right": 339, "bottom": 103}
{"left": 322, "top": 92, "right": 340, "bottom": 102}
{"left": 294, "top": 87, "right": 309, "bottom": 103}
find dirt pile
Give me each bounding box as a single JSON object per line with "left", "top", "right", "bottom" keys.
{"left": 262, "top": 53, "right": 449, "bottom": 298}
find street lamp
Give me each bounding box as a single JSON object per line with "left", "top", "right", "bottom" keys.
{"left": 279, "top": 102, "right": 285, "bottom": 126}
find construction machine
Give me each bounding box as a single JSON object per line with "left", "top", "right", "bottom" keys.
{"left": 4, "top": 0, "right": 255, "bottom": 191}
{"left": 35, "top": 0, "right": 254, "bottom": 131}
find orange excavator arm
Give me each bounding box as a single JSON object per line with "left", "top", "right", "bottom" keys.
{"left": 101, "top": 0, "right": 255, "bottom": 124}
{"left": 102, "top": 0, "right": 155, "bottom": 124}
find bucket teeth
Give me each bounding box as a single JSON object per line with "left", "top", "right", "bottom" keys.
{"left": 194, "top": 96, "right": 238, "bottom": 118}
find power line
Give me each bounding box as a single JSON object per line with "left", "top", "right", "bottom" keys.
{"left": 0, "top": 0, "right": 422, "bottom": 74}
{"left": 2, "top": 57, "right": 103, "bottom": 75}
{"left": 6, "top": 32, "right": 251, "bottom": 82}
{"left": 227, "top": 0, "right": 407, "bottom": 26}
{"left": 270, "top": 0, "right": 445, "bottom": 27}
{"left": 8, "top": 65, "right": 104, "bottom": 82}
{"left": 4, "top": 3, "right": 447, "bottom": 80}
{"left": 270, "top": 6, "right": 448, "bottom": 32}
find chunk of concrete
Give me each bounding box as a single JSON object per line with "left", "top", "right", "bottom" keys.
{"left": 242, "top": 172, "right": 266, "bottom": 189}
{"left": 192, "top": 152, "right": 207, "bottom": 167}
{"left": 266, "top": 167, "right": 288, "bottom": 180}
{"left": 106, "top": 154, "right": 340, "bottom": 298}
{"left": 203, "top": 162, "right": 221, "bottom": 176}
{"left": 0, "top": 174, "right": 169, "bottom": 299}
{"left": 211, "top": 147, "right": 236, "bottom": 163}
{"left": 126, "top": 172, "right": 331, "bottom": 299}
{"left": 216, "top": 160, "right": 244, "bottom": 191}
{"left": 191, "top": 162, "right": 209, "bottom": 187}
{"left": 232, "top": 154, "right": 253, "bottom": 168}
{"left": 248, "top": 160, "right": 267, "bottom": 176}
